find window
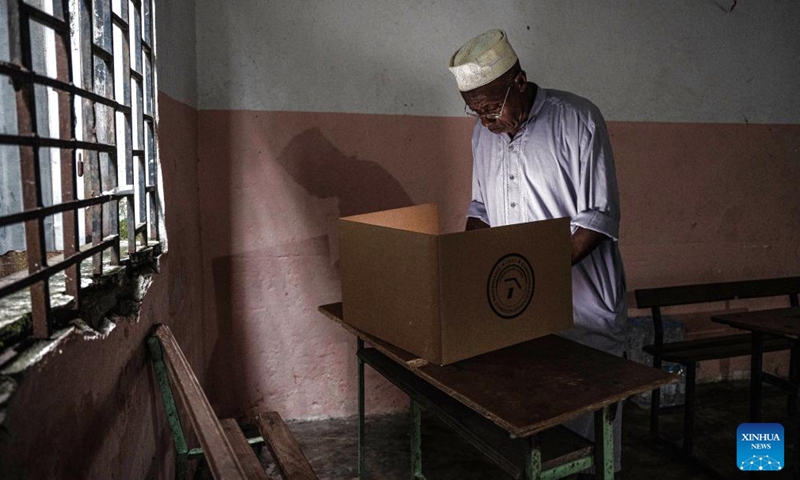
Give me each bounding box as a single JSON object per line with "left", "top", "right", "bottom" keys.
{"left": 0, "top": 0, "right": 161, "bottom": 348}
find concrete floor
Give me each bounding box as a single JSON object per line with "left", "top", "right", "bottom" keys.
{"left": 253, "top": 380, "right": 796, "bottom": 480}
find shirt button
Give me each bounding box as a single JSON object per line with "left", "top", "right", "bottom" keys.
{"left": 510, "top": 175, "right": 515, "bottom": 180}
{"left": 510, "top": 202, "right": 517, "bottom": 208}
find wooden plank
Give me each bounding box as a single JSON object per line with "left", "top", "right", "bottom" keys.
{"left": 646, "top": 336, "right": 794, "bottom": 363}
{"left": 713, "top": 308, "right": 800, "bottom": 339}
{"left": 644, "top": 333, "right": 793, "bottom": 354}
{"left": 220, "top": 419, "right": 269, "bottom": 480}
{"left": 635, "top": 276, "right": 800, "bottom": 309}
{"left": 256, "top": 412, "right": 318, "bottom": 480}
{"left": 319, "top": 303, "right": 676, "bottom": 438}
{"left": 645, "top": 333, "right": 755, "bottom": 352}
{"left": 154, "top": 325, "right": 248, "bottom": 479}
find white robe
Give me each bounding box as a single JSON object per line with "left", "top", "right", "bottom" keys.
{"left": 467, "top": 85, "right": 627, "bottom": 471}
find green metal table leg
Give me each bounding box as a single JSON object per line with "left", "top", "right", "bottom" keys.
{"left": 410, "top": 400, "right": 426, "bottom": 479}
{"left": 358, "top": 338, "right": 366, "bottom": 480}
{"left": 525, "top": 435, "right": 543, "bottom": 480}
{"left": 594, "top": 405, "right": 615, "bottom": 480}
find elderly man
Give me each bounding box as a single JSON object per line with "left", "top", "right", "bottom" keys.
{"left": 449, "top": 29, "right": 627, "bottom": 475}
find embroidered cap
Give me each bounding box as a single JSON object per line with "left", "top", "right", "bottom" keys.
{"left": 448, "top": 29, "right": 518, "bottom": 92}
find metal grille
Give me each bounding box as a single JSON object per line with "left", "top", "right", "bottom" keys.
{"left": 0, "top": 0, "right": 160, "bottom": 339}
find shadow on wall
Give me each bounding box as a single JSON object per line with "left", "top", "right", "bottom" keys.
{"left": 275, "top": 127, "right": 414, "bottom": 217}
{"left": 207, "top": 127, "right": 414, "bottom": 418}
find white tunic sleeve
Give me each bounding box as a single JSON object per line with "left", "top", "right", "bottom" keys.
{"left": 571, "top": 108, "right": 621, "bottom": 240}
{"left": 467, "top": 122, "right": 490, "bottom": 225}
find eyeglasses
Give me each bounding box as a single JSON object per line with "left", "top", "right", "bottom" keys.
{"left": 464, "top": 85, "right": 511, "bottom": 120}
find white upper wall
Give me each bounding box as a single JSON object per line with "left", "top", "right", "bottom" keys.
{"left": 196, "top": 0, "right": 800, "bottom": 123}
{"left": 156, "top": 0, "right": 197, "bottom": 107}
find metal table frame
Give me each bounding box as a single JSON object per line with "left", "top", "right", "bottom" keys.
{"left": 355, "top": 337, "right": 614, "bottom": 480}
{"left": 319, "top": 302, "right": 674, "bottom": 480}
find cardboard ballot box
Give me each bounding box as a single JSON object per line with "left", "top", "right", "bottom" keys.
{"left": 339, "top": 204, "right": 573, "bottom": 365}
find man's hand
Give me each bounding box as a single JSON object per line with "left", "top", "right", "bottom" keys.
{"left": 571, "top": 227, "right": 607, "bottom": 265}
{"left": 465, "top": 218, "right": 604, "bottom": 264}
{"left": 465, "top": 217, "right": 490, "bottom": 230}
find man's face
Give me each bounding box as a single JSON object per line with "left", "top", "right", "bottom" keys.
{"left": 461, "top": 72, "right": 527, "bottom": 136}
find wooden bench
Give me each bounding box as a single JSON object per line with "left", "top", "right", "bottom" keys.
{"left": 634, "top": 276, "right": 800, "bottom": 457}
{"left": 148, "top": 324, "right": 318, "bottom": 480}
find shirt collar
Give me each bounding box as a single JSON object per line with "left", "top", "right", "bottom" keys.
{"left": 528, "top": 83, "right": 546, "bottom": 120}
{"left": 510, "top": 84, "right": 545, "bottom": 139}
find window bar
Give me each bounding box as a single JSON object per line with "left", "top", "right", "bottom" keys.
{"left": 135, "top": 151, "right": 147, "bottom": 247}
{"left": 144, "top": 6, "right": 159, "bottom": 244}
{"left": 142, "top": 0, "right": 150, "bottom": 48}
{"left": 100, "top": 0, "right": 121, "bottom": 266}
{"left": 55, "top": 1, "right": 80, "bottom": 304}
{"left": 111, "top": 11, "right": 126, "bottom": 30}
{"left": 135, "top": 223, "right": 147, "bottom": 247}
{"left": 0, "top": 134, "right": 116, "bottom": 151}
{"left": 88, "top": 153, "right": 103, "bottom": 276}
{"left": 0, "top": 236, "right": 119, "bottom": 299}
{"left": 0, "top": 62, "right": 132, "bottom": 114}
{"left": 0, "top": 192, "right": 133, "bottom": 228}
{"left": 19, "top": 2, "right": 69, "bottom": 35}
{"left": 11, "top": 0, "right": 52, "bottom": 338}
{"left": 130, "top": 2, "right": 143, "bottom": 243}
{"left": 81, "top": 0, "right": 103, "bottom": 277}
{"left": 107, "top": 181, "right": 122, "bottom": 267}
{"left": 125, "top": 192, "right": 136, "bottom": 254}
{"left": 119, "top": 1, "right": 134, "bottom": 246}
{"left": 146, "top": 125, "right": 159, "bottom": 243}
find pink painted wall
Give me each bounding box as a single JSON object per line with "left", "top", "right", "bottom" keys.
{"left": 197, "top": 109, "right": 800, "bottom": 420}
{"left": 198, "top": 111, "right": 474, "bottom": 420}
{"left": 0, "top": 94, "right": 204, "bottom": 479}
{"left": 615, "top": 122, "right": 800, "bottom": 287}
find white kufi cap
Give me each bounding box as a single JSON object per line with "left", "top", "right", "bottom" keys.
{"left": 448, "top": 29, "right": 518, "bottom": 92}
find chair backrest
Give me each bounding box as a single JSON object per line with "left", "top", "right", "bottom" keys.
{"left": 634, "top": 276, "right": 800, "bottom": 347}
{"left": 148, "top": 330, "right": 191, "bottom": 479}
{"left": 149, "top": 324, "right": 249, "bottom": 480}
{"left": 635, "top": 276, "right": 800, "bottom": 309}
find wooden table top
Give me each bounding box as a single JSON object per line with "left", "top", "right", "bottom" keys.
{"left": 319, "top": 303, "right": 676, "bottom": 437}
{"left": 712, "top": 307, "right": 800, "bottom": 339}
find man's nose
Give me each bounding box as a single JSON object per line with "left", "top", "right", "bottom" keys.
{"left": 480, "top": 116, "right": 494, "bottom": 127}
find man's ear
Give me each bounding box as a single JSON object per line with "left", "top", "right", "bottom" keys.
{"left": 515, "top": 70, "right": 528, "bottom": 91}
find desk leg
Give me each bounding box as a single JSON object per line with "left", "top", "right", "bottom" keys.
{"left": 524, "top": 435, "right": 542, "bottom": 480}
{"left": 594, "top": 406, "right": 614, "bottom": 480}
{"left": 788, "top": 343, "right": 799, "bottom": 421}
{"left": 792, "top": 344, "right": 800, "bottom": 480}
{"left": 358, "top": 338, "right": 366, "bottom": 480}
{"left": 410, "top": 400, "right": 425, "bottom": 480}
{"left": 683, "top": 362, "right": 696, "bottom": 455}
{"left": 750, "top": 332, "right": 763, "bottom": 423}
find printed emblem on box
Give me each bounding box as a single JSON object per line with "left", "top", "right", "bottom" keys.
{"left": 487, "top": 253, "right": 535, "bottom": 319}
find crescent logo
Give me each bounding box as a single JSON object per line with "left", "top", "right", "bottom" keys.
{"left": 487, "top": 253, "right": 535, "bottom": 319}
